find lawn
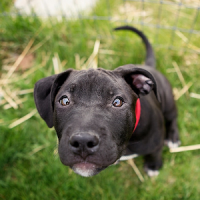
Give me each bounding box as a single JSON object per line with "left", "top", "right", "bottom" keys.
{"left": 0, "top": 0, "right": 200, "bottom": 199}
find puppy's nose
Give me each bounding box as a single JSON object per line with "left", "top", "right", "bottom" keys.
{"left": 69, "top": 133, "right": 99, "bottom": 158}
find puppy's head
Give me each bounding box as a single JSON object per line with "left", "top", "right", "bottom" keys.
{"left": 34, "top": 64, "right": 157, "bottom": 177}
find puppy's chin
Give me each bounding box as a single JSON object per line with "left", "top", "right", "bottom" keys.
{"left": 71, "top": 162, "right": 105, "bottom": 177}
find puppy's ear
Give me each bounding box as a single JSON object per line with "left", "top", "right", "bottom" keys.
{"left": 115, "top": 64, "right": 160, "bottom": 101}
{"left": 34, "top": 69, "right": 73, "bottom": 128}
{"left": 130, "top": 74, "right": 154, "bottom": 95}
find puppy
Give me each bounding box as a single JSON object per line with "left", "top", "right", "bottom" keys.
{"left": 34, "top": 26, "right": 180, "bottom": 177}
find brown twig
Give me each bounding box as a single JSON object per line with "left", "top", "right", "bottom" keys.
{"left": 92, "top": 40, "right": 100, "bottom": 69}
{"left": 16, "top": 89, "right": 34, "bottom": 95}
{"left": 127, "top": 159, "right": 144, "bottom": 182}
{"left": 4, "top": 97, "right": 27, "bottom": 110}
{"left": 61, "top": 60, "right": 68, "bottom": 69}
{"left": 0, "top": 99, "right": 6, "bottom": 106}
{"left": 75, "top": 54, "right": 81, "bottom": 70}
{"left": 81, "top": 40, "right": 100, "bottom": 69}
{"left": 172, "top": 61, "right": 189, "bottom": 97}
{"left": 170, "top": 144, "right": 200, "bottom": 153}
{"left": 29, "top": 144, "right": 49, "bottom": 156}
{"left": 190, "top": 93, "right": 200, "bottom": 99}
{"left": 52, "top": 53, "right": 63, "bottom": 74}
{"left": 174, "top": 82, "right": 193, "bottom": 100}
{"left": 9, "top": 109, "right": 37, "bottom": 129}
{"left": 0, "top": 88, "right": 18, "bottom": 109}
{"left": 29, "top": 36, "right": 50, "bottom": 53}
{"left": 5, "top": 38, "right": 35, "bottom": 81}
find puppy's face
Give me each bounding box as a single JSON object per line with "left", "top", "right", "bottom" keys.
{"left": 34, "top": 65, "right": 157, "bottom": 177}
{"left": 54, "top": 69, "right": 136, "bottom": 176}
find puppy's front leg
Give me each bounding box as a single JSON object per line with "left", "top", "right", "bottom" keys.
{"left": 165, "top": 118, "right": 181, "bottom": 148}
{"left": 144, "top": 147, "right": 163, "bottom": 177}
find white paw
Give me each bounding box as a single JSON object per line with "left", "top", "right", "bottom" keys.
{"left": 165, "top": 140, "right": 181, "bottom": 149}
{"left": 145, "top": 168, "right": 159, "bottom": 177}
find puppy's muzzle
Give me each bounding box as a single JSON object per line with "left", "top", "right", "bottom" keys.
{"left": 69, "top": 133, "right": 100, "bottom": 159}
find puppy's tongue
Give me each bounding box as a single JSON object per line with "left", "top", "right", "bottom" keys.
{"left": 72, "top": 162, "right": 98, "bottom": 177}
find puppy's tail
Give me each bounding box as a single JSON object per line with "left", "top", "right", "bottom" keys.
{"left": 114, "top": 25, "right": 155, "bottom": 68}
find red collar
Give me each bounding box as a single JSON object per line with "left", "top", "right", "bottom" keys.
{"left": 133, "top": 98, "right": 141, "bottom": 132}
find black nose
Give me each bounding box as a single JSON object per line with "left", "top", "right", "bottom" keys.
{"left": 69, "top": 133, "right": 99, "bottom": 158}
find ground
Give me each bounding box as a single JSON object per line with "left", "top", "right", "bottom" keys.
{"left": 0, "top": 0, "right": 200, "bottom": 199}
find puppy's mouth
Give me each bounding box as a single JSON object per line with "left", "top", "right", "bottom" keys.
{"left": 71, "top": 162, "right": 106, "bottom": 177}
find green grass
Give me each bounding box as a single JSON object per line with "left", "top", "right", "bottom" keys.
{"left": 0, "top": 1, "right": 200, "bottom": 199}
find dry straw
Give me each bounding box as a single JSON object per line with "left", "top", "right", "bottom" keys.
{"left": 5, "top": 38, "right": 35, "bottom": 81}
{"left": 9, "top": 109, "right": 37, "bottom": 129}
{"left": 170, "top": 144, "right": 200, "bottom": 153}
{"left": 0, "top": 35, "right": 46, "bottom": 127}
{"left": 127, "top": 159, "right": 145, "bottom": 182}
{"left": 78, "top": 40, "right": 100, "bottom": 70}
{"left": 190, "top": 93, "right": 200, "bottom": 99}
{"left": 1, "top": 34, "right": 200, "bottom": 180}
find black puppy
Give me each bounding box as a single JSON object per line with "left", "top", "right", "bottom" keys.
{"left": 34, "top": 26, "right": 180, "bottom": 177}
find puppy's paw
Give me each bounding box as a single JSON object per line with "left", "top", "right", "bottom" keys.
{"left": 144, "top": 167, "right": 159, "bottom": 177}
{"left": 164, "top": 140, "right": 181, "bottom": 149}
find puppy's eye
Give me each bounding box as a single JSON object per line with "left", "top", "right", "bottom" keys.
{"left": 112, "top": 97, "right": 124, "bottom": 107}
{"left": 59, "top": 96, "right": 70, "bottom": 106}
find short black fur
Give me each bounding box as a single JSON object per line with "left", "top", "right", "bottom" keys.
{"left": 34, "top": 26, "right": 180, "bottom": 177}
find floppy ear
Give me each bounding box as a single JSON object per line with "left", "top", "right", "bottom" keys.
{"left": 34, "top": 69, "right": 73, "bottom": 128}
{"left": 130, "top": 74, "right": 154, "bottom": 95}
{"left": 115, "top": 64, "right": 160, "bottom": 101}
